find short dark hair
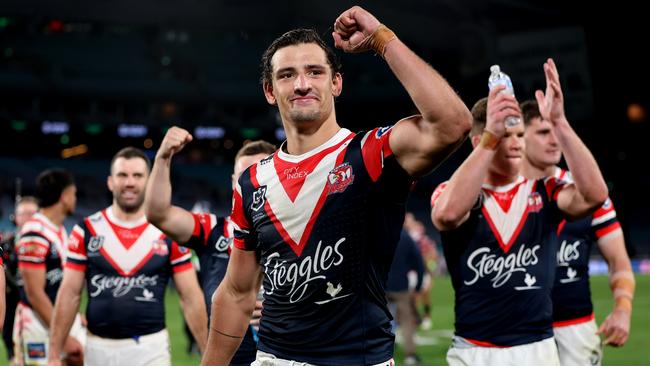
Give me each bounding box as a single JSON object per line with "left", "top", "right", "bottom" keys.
{"left": 235, "top": 140, "right": 277, "bottom": 163}
{"left": 470, "top": 97, "right": 488, "bottom": 137}
{"left": 36, "top": 169, "right": 75, "bottom": 208}
{"left": 260, "top": 28, "right": 342, "bottom": 86}
{"left": 520, "top": 100, "right": 542, "bottom": 127}
{"left": 110, "top": 147, "right": 151, "bottom": 174}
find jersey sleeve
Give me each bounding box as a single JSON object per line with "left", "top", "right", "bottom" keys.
{"left": 430, "top": 182, "right": 449, "bottom": 208}
{"left": 17, "top": 223, "right": 50, "bottom": 270}
{"left": 231, "top": 180, "right": 258, "bottom": 251}
{"left": 183, "top": 213, "right": 220, "bottom": 252}
{"left": 169, "top": 240, "right": 193, "bottom": 273}
{"left": 65, "top": 222, "right": 88, "bottom": 272}
{"left": 591, "top": 198, "right": 622, "bottom": 240}
{"left": 543, "top": 176, "right": 569, "bottom": 202}
{"left": 360, "top": 126, "right": 398, "bottom": 183}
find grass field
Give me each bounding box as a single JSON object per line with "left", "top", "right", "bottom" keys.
{"left": 2, "top": 275, "right": 648, "bottom": 365}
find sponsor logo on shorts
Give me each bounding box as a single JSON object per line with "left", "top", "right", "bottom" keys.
{"left": 26, "top": 342, "right": 46, "bottom": 359}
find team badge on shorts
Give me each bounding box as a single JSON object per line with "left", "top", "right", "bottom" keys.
{"left": 26, "top": 342, "right": 46, "bottom": 359}
{"left": 251, "top": 186, "right": 267, "bottom": 212}
{"left": 327, "top": 162, "right": 354, "bottom": 194}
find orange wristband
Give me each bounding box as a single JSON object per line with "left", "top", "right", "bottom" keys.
{"left": 611, "top": 272, "right": 635, "bottom": 313}
{"left": 615, "top": 297, "right": 632, "bottom": 313}
{"left": 479, "top": 130, "right": 500, "bottom": 150}
{"left": 351, "top": 24, "right": 397, "bottom": 57}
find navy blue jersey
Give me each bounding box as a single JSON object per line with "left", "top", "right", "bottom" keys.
{"left": 552, "top": 168, "right": 622, "bottom": 325}
{"left": 65, "top": 207, "right": 192, "bottom": 339}
{"left": 432, "top": 176, "right": 566, "bottom": 347}
{"left": 16, "top": 213, "right": 66, "bottom": 306}
{"left": 231, "top": 128, "right": 412, "bottom": 365}
{"left": 183, "top": 213, "right": 257, "bottom": 365}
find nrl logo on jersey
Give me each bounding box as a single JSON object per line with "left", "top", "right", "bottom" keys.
{"left": 214, "top": 236, "right": 231, "bottom": 252}
{"left": 88, "top": 236, "right": 105, "bottom": 252}
{"left": 251, "top": 186, "right": 267, "bottom": 212}
{"left": 327, "top": 162, "right": 354, "bottom": 194}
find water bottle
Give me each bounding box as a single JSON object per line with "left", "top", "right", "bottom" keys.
{"left": 488, "top": 65, "right": 521, "bottom": 127}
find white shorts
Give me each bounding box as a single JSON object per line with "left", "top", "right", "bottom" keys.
{"left": 12, "top": 302, "right": 86, "bottom": 366}
{"left": 554, "top": 318, "right": 602, "bottom": 366}
{"left": 447, "top": 336, "right": 560, "bottom": 366}
{"left": 84, "top": 328, "right": 170, "bottom": 366}
{"left": 252, "top": 350, "right": 394, "bottom": 366}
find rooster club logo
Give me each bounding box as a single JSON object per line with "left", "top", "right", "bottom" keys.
{"left": 251, "top": 186, "right": 267, "bottom": 212}
{"left": 152, "top": 240, "right": 169, "bottom": 256}
{"left": 327, "top": 162, "right": 354, "bottom": 194}
{"left": 528, "top": 192, "right": 543, "bottom": 212}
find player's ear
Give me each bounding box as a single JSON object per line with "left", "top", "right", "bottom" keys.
{"left": 263, "top": 80, "right": 277, "bottom": 105}
{"left": 332, "top": 72, "right": 343, "bottom": 97}
{"left": 470, "top": 134, "right": 481, "bottom": 148}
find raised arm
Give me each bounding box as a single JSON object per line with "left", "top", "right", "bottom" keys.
{"left": 537, "top": 59, "right": 608, "bottom": 218}
{"left": 200, "top": 248, "right": 262, "bottom": 366}
{"left": 333, "top": 6, "right": 471, "bottom": 177}
{"left": 431, "top": 86, "right": 519, "bottom": 231}
{"left": 145, "top": 126, "right": 196, "bottom": 243}
{"left": 174, "top": 267, "right": 208, "bottom": 354}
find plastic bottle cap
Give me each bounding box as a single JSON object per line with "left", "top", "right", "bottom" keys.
{"left": 490, "top": 65, "right": 500, "bottom": 73}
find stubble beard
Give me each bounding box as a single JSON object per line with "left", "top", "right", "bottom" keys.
{"left": 115, "top": 192, "right": 145, "bottom": 213}
{"left": 289, "top": 108, "right": 322, "bottom": 124}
